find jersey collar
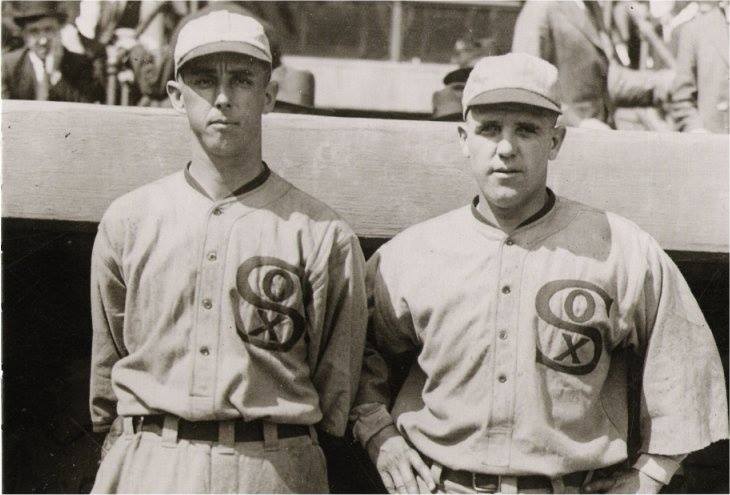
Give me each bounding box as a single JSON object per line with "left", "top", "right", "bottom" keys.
{"left": 471, "top": 188, "right": 556, "bottom": 230}
{"left": 184, "top": 161, "right": 271, "bottom": 201}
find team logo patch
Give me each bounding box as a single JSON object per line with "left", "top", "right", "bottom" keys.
{"left": 230, "top": 256, "right": 311, "bottom": 351}
{"left": 534, "top": 280, "right": 613, "bottom": 375}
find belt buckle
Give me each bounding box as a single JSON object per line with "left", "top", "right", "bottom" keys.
{"left": 471, "top": 472, "right": 498, "bottom": 493}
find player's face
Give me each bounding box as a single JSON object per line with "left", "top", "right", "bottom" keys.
{"left": 458, "top": 103, "right": 565, "bottom": 213}
{"left": 168, "top": 53, "right": 276, "bottom": 159}
{"left": 22, "top": 16, "right": 61, "bottom": 60}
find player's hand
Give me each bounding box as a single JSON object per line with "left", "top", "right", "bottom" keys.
{"left": 583, "top": 468, "right": 663, "bottom": 494}
{"left": 366, "top": 425, "right": 435, "bottom": 494}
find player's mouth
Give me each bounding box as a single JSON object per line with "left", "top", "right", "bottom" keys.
{"left": 208, "top": 119, "right": 239, "bottom": 128}
{"left": 491, "top": 168, "right": 521, "bottom": 176}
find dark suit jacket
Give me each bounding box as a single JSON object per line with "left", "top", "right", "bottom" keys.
{"left": 512, "top": 1, "right": 662, "bottom": 127}
{"left": 670, "top": 7, "right": 729, "bottom": 133}
{"left": 1, "top": 47, "right": 104, "bottom": 103}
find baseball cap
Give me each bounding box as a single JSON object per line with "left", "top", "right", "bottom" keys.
{"left": 462, "top": 53, "right": 561, "bottom": 118}
{"left": 174, "top": 8, "right": 272, "bottom": 74}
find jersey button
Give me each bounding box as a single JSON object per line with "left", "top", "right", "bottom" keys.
{"left": 207, "top": 252, "right": 217, "bottom": 262}
{"left": 505, "top": 238, "right": 514, "bottom": 246}
{"left": 498, "top": 374, "right": 507, "bottom": 383}
{"left": 501, "top": 285, "right": 511, "bottom": 294}
{"left": 498, "top": 330, "right": 508, "bottom": 340}
{"left": 212, "top": 207, "right": 223, "bottom": 216}
{"left": 199, "top": 346, "right": 210, "bottom": 356}
{"left": 202, "top": 298, "right": 212, "bottom": 309}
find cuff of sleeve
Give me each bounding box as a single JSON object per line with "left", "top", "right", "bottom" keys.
{"left": 352, "top": 405, "right": 394, "bottom": 448}
{"left": 633, "top": 453, "right": 686, "bottom": 485}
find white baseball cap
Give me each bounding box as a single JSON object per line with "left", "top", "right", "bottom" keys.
{"left": 462, "top": 53, "right": 561, "bottom": 118}
{"left": 174, "top": 9, "right": 272, "bottom": 74}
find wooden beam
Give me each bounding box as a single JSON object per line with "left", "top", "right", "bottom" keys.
{"left": 2, "top": 100, "right": 728, "bottom": 252}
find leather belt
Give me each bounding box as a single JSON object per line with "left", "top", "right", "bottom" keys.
{"left": 431, "top": 462, "right": 589, "bottom": 493}
{"left": 440, "top": 468, "right": 554, "bottom": 492}
{"left": 132, "top": 415, "right": 309, "bottom": 443}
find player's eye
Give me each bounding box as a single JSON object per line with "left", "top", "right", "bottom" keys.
{"left": 516, "top": 124, "right": 539, "bottom": 137}
{"left": 231, "top": 75, "right": 254, "bottom": 87}
{"left": 478, "top": 123, "right": 501, "bottom": 137}
{"left": 188, "top": 76, "right": 215, "bottom": 88}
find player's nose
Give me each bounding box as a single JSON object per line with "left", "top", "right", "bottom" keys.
{"left": 496, "top": 136, "right": 516, "bottom": 159}
{"left": 213, "top": 84, "right": 232, "bottom": 109}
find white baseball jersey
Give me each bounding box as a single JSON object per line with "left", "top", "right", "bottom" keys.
{"left": 90, "top": 164, "right": 367, "bottom": 437}
{"left": 351, "top": 192, "right": 728, "bottom": 477}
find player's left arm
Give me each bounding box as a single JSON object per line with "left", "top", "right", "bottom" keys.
{"left": 89, "top": 212, "right": 128, "bottom": 441}
{"left": 588, "top": 235, "right": 728, "bottom": 493}
{"left": 310, "top": 230, "right": 368, "bottom": 437}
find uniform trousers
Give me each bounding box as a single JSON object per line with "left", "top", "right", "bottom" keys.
{"left": 91, "top": 416, "right": 329, "bottom": 493}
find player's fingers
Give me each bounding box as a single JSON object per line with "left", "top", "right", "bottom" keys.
{"left": 389, "top": 467, "right": 407, "bottom": 494}
{"left": 407, "top": 449, "right": 436, "bottom": 491}
{"left": 415, "top": 475, "right": 432, "bottom": 494}
{"left": 397, "top": 459, "right": 420, "bottom": 494}
{"left": 379, "top": 470, "right": 396, "bottom": 494}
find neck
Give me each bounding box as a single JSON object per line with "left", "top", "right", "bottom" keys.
{"left": 188, "top": 141, "right": 264, "bottom": 201}
{"left": 476, "top": 188, "right": 549, "bottom": 233}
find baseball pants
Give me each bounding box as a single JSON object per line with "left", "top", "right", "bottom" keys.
{"left": 91, "top": 416, "right": 329, "bottom": 493}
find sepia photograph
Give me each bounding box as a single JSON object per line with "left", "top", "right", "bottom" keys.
{"left": 1, "top": 0, "right": 728, "bottom": 493}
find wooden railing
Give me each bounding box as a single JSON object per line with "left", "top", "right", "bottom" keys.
{"left": 2, "top": 100, "right": 728, "bottom": 253}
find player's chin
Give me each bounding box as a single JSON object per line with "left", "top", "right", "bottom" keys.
{"left": 202, "top": 135, "right": 246, "bottom": 155}
{"left": 482, "top": 186, "right": 524, "bottom": 208}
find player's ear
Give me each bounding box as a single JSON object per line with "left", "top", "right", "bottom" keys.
{"left": 457, "top": 125, "right": 470, "bottom": 158}
{"left": 262, "top": 79, "right": 278, "bottom": 115}
{"left": 166, "top": 79, "right": 186, "bottom": 114}
{"left": 548, "top": 124, "right": 566, "bottom": 160}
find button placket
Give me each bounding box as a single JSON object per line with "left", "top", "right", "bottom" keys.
{"left": 489, "top": 238, "right": 523, "bottom": 462}
{"left": 191, "top": 203, "right": 228, "bottom": 399}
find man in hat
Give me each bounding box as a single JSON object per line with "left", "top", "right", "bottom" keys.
{"left": 2, "top": 1, "right": 103, "bottom": 102}
{"left": 89, "top": 6, "right": 367, "bottom": 492}
{"left": 670, "top": 1, "right": 730, "bottom": 133}
{"left": 512, "top": 0, "right": 673, "bottom": 130}
{"left": 351, "top": 53, "right": 727, "bottom": 493}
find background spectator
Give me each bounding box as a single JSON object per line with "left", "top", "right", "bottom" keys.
{"left": 512, "top": 0, "right": 674, "bottom": 130}
{"left": 670, "top": 1, "right": 729, "bottom": 133}
{"left": 1, "top": 1, "right": 104, "bottom": 102}
{"left": 431, "top": 37, "right": 498, "bottom": 121}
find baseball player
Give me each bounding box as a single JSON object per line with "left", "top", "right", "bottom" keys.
{"left": 351, "top": 53, "right": 728, "bottom": 494}
{"left": 89, "top": 6, "right": 367, "bottom": 493}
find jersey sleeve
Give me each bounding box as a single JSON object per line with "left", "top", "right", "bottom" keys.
{"left": 309, "top": 231, "right": 368, "bottom": 437}
{"left": 350, "top": 247, "right": 422, "bottom": 448}
{"left": 633, "top": 237, "right": 728, "bottom": 455}
{"left": 89, "top": 211, "right": 128, "bottom": 433}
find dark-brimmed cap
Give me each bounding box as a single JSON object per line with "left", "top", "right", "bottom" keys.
{"left": 462, "top": 53, "right": 561, "bottom": 118}
{"left": 12, "top": 1, "right": 66, "bottom": 27}
{"left": 174, "top": 8, "right": 271, "bottom": 74}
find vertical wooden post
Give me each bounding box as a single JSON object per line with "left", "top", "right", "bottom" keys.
{"left": 389, "top": 1, "right": 403, "bottom": 62}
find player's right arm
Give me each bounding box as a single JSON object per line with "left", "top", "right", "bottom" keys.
{"left": 89, "top": 211, "right": 128, "bottom": 438}
{"left": 350, "top": 250, "right": 435, "bottom": 494}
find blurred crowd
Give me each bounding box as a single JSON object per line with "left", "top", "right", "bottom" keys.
{"left": 432, "top": 0, "right": 729, "bottom": 133}
{"left": 1, "top": 0, "right": 312, "bottom": 112}
{"left": 2, "top": 0, "right": 728, "bottom": 133}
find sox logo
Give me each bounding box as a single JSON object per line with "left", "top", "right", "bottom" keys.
{"left": 230, "top": 256, "right": 311, "bottom": 352}
{"left": 535, "top": 280, "right": 614, "bottom": 375}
